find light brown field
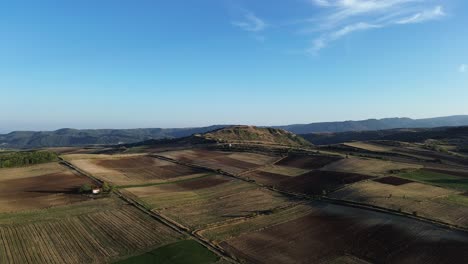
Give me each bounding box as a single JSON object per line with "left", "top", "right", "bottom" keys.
{"left": 344, "top": 142, "right": 392, "bottom": 152}
{"left": 0, "top": 198, "right": 181, "bottom": 264}
{"left": 321, "top": 157, "right": 422, "bottom": 176}
{"left": 258, "top": 164, "right": 309, "bottom": 176}
{"left": 330, "top": 180, "right": 468, "bottom": 227}
{"left": 0, "top": 163, "right": 95, "bottom": 213}
{"left": 123, "top": 175, "right": 296, "bottom": 229}
{"left": 159, "top": 149, "right": 278, "bottom": 174}
{"left": 65, "top": 154, "right": 204, "bottom": 185}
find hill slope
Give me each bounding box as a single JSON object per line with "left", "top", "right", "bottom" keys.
{"left": 199, "top": 126, "right": 312, "bottom": 147}
{"left": 0, "top": 126, "right": 226, "bottom": 148}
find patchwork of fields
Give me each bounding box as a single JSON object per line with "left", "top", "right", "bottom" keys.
{"left": 2, "top": 143, "right": 468, "bottom": 263}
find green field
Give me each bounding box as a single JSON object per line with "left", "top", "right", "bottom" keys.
{"left": 399, "top": 170, "right": 468, "bottom": 191}
{"left": 114, "top": 240, "right": 219, "bottom": 264}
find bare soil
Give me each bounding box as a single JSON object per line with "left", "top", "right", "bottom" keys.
{"left": 277, "top": 170, "right": 373, "bottom": 195}
{"left": 374, "top": 176, "right": 415, "bottom": 186}
{"left": 222, "top": 202, "right": 468, "bottom": 264}
{"left": 275, "top": 155, "right": 341, "bottom": 170}
{"left": 0, "top": 170, "right": 94, "bottom": 212}
{"left": 95, "top": 156, "right": 203, "bottom": 180}
{"left": 174, "top": 175, "right": 232, "bottom": 191}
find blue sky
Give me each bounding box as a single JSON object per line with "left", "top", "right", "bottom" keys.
{"left": 1, "top": 0, "right": 467, "bottom": 132}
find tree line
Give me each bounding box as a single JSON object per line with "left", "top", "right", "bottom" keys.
{"left": 0, "top": 151, "right": 58, "bottom": 168}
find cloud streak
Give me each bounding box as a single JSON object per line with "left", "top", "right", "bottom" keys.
{"left": 306, "top": 0, "right": 447, "bottom": 53}
{"left": 396, "top": 6, "right": 445, "bottom": 24}
{"left": 232, "top": 12, "right": 267, "bottom": 32}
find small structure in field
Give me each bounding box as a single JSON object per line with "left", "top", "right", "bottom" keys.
{"left": 92, "top": 188, "right": 101, "bottom": 194}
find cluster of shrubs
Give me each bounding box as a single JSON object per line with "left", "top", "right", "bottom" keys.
{"left": 0, "top": 151, "right": 58, "bottom": 168}
{"left": 79, "top": 182, "right": 115, "bottom": 194}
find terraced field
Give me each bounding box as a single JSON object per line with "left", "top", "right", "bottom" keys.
{"left": 0, "top": 198, "right": 181, "bottom": 264}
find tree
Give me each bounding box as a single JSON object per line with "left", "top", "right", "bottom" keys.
{"left": 79, "top": 184, "right": 92, "bottom": 193}
{"left": 102, "top": 182, "right": 114, "bottom": 193}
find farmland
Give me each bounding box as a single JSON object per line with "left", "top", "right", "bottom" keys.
{"left": 63, "top": 154, "right": 206, "bottom": 186}
{"left": 158, "top": 149, "right": 278, "bottom": 175}
{"left": 220, "top": 202, "right": 468, "bottom": 264}
{"left": 122, "top": 174, "right": 296, "bottom": 229}
{"left": 0, "top": 198, "right": 182, "bottom": 264}
{"left": 0, "top": 162, "right": 95, "bottom": 213}
{"left": 2, "top": 125, "right": 468, "bottom": 263}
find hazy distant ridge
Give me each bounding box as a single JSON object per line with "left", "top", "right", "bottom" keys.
{"left": 277, "top": 115, "right": 468, "bottom": 134}
{"left": 1, "top": 115, "right": 467, "bottom": 148}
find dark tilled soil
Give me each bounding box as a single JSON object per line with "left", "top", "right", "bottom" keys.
{"left": 277, "top": 170, "right": 373, "bottom": 195}
{"left": 244, "top": 171, "right": 290, "bottom": 186}
{"left": 96, "top": 157, "right": 203, "bottom": 179}
{"left": 0, "top": 172, "right": 94, "bottom": 212}
{"left": 223, "top": 202, "right": 468, "bottom": 264}
{"left": 175, "top": 175, "right": 232, "bottom": 191}
{"left": 374, "top": 176, "right": 414, "bottom": 186}
{"left": 275, "top": 155, "right": 342, "bottom": 170}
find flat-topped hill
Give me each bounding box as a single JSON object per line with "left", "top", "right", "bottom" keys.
{"left": 196, "top": 126, "right": 312, "bottom": 147}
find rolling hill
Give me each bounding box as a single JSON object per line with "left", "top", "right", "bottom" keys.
{"left": 199, "top": 126, "right": 312, "bottom": 147}
{"left": 2, "top": 115, "right": 468, "bottom": 148}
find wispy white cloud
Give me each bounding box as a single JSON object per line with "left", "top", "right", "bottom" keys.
{"left": 459, "top": 64, "right": 467, "bottom": 73}
{"left": 232, "top": 12, "right": 267, "bottom": 32}
{"left": 305, "top": 0, "right": 447, "bottom": 53}
{"left": 396, "top": 6, "right": 445, "bottom": 24}
{"left": 309, "top": 22, "right": 380, "bottom": 54}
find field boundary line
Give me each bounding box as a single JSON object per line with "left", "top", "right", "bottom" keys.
{"left": 58, "top": 157, "right": 240, "bottom": 264}
{"left": 151, "top": 154, "right": 468, "bottom": 235}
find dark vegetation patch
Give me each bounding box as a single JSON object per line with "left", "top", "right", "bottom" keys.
{"left": 0, "top": 151, "right": 57, "bottom": 168}
{"left": 373, "top": 176, "right": 415, "bottom": 186}
{"left": 277, "top": 171, "right": 372, "bottom": 195}
{"left": 275, "top": 154, "right": 341, "bottom": 170}
{"left": 115, "top": 240, "right": 218, "bottom": 264}
{"left": 399, "top": 169, "right": 468, "bottom": 191}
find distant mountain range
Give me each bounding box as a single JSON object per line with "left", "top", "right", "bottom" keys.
{"left": 1, "top": 115, "right": 467, "bottom": 148}
{"left": 275, "top": 115, "right": 468, "bottom": 134}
